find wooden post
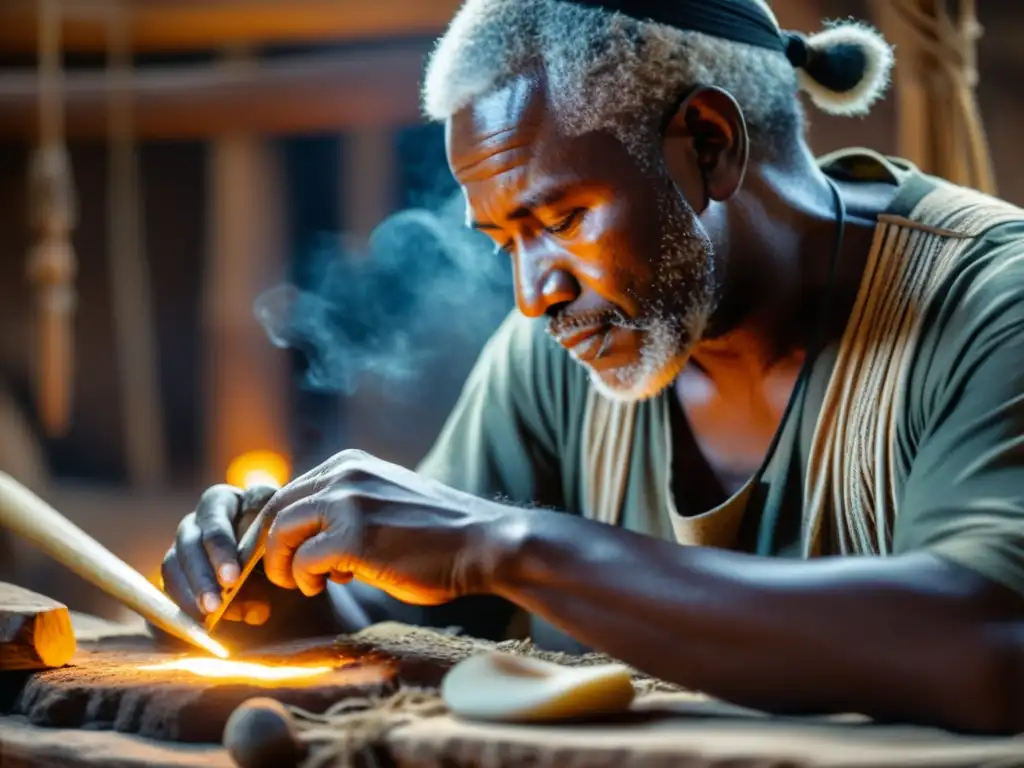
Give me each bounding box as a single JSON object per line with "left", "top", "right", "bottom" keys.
{"left": 869, "top": 0, "right": 932, "bottom": 172}
{"left": 105, "top": 1, "right": 168, "bottom": 487}
{"left": 868, "top": 0, "right": 995, "bottom": 193}
{"left": 771, "top": 0, "right": 823, "bottom": 32}
{"left": 342, "top": 127, "right": 396, "bottom": 242}
{"left": 27, "top": 0, "right": 77, "bottom": 438}
{"left": 337, "top": 127, "right": 400, "bottom": 458}
{"left": 202, "top": 53, "right": 291, "bottom": 486}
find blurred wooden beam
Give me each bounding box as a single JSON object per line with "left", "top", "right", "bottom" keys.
{"left": 0, "top": 0, "right": 460, "bottom": 54}
{"left": 0, "top": 45, "right": 431, "bottom": 140}
{"left": 771, "top": 0, "right": 825, "bottom": 32}
{"left": 343, "top": 127, "right": 398, "bottom": 239}
{"left": 203, "top": 130, "right": 291, "bottom": 485}
{"left": 203, "top": 53, "right": 291, "bottom": 485}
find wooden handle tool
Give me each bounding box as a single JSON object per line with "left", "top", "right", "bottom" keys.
{"left": 0, "top": 472, "right": 228, "bottom": 658}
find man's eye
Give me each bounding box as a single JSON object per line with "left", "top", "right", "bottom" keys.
{"left": 546, "top": 209, "right": 585, "bottom": 236}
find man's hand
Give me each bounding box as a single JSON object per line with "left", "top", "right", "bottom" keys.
{"left": 161, "top": 484, "right": 278, "bottom": 625}
{"left": 262, "top": 450, "right": 509, "bottom": 606}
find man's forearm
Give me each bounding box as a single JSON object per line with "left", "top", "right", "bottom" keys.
{"left": 485, "top": 508, "right": 1024, "bottom": 733}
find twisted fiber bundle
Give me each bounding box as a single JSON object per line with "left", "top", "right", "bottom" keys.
{"left": 283, "top": 625, "right": 683, "bottom": 766}
{"left": 804, "top": 181, "right": 1024, "bottom": 557}
{"left": 289, "top": 689, "right": 446, "bottom": 768}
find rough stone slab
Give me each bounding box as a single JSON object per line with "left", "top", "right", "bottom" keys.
{"left": 11, "top": 635, "right": 402, "bottom": 743}
{"left": 7, "top": 623, "right": 488, "bottom": 745}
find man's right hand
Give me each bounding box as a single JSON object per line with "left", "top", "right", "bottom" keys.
{"left": 161, "top": 483, "right": 278, "bottom": 626}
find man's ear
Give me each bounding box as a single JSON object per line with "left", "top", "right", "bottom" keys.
{"left": 662, "top": 86, "right": 749, "bottom": 208}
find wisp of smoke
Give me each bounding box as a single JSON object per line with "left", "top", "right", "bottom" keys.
{"left": 254, "top": 193, "right": 513, "bottom": 396}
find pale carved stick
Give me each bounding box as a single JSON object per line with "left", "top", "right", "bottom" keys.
{"left": 0, "top": 472, "right": 228, "bottom": 658}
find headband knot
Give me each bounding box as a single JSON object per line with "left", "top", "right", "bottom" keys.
{"left": 784, "top": 32, "right": 811, "bottom": 69}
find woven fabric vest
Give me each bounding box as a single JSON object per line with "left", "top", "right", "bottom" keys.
{"left": 581, "top": 180, "right": 1024, "bottom": 556}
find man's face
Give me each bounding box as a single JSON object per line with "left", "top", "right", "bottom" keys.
{"left": 447, "top": 78, "right": 716, "bottom": 401}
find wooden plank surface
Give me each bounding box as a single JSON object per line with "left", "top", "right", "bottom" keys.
{"left": 0, "top": 717, "right": 231, "bottom": 768}
{"left": 6, "top": 619, "right": 1022, "bottom": 768}
{"left": 388, "top": 705, "right": 1024, "bottom": 768}
{"left": 0, "top": 583, "right": 76, "bottom": 671}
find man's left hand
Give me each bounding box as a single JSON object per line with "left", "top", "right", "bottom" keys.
{"left": 262, "top": 450, "right": 511, "bottom": 606}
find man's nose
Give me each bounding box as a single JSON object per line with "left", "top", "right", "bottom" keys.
{"left": 514, "top": 255, "right": 580, "bottom": 318}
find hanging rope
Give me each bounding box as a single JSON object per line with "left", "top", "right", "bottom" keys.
{"left": 26, "top": 0, "right": 77, "bottom": 437}
{"left": 106, "top": 0, "right": 167, "bottom": 487}
{"left": 877, "top": 0, "right": 995, "bottom": 193}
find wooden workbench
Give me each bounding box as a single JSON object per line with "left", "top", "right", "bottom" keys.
{"left": 4, "top": 690, "right": 1024, "bottom": 768}
{"left": 2, "top": 614, "right": 1022, "bottom": 768}
{"left": 0, "top": 718, "right": 230, "bottom": 768}
{"left": 0, "top": 613, "right": 231, "bottom": 767}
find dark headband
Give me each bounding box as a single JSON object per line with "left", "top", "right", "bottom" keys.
{"left": 562, "top": 0, "right": 811, "bottom": 69}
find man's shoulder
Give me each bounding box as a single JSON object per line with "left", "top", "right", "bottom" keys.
{"left": 911, "top": 215, "right": 1024, "bottom": 393}
{"left": 938, "top": 217, "right": 1024, "bottom": 316}
{"left": 890, "top": 176, "right": 1024, "bottom": 314}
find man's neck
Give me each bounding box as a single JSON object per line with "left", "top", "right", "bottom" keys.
{"left": 693, "top": 148, "right": 889, "bottom": 376}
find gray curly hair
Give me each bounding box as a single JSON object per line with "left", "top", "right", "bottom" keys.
{"left": 422, "top": 0, "right": 894, "bottom": 161}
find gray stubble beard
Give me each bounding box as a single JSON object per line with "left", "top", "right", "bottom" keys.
{"left": 589, "top": 175, "right": 717, "bottom": 403}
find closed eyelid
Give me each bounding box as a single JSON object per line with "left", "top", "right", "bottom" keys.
{"left": 543, "top": 207, "right": 586, "bottom": 233}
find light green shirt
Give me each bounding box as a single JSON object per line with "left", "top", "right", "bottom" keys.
{"left": 417, "top": 149, "right": 1024, "bottom": 645}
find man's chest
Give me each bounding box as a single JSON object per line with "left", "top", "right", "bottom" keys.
{"left": 672, "top": 362, "right": 802, "bottom": 497}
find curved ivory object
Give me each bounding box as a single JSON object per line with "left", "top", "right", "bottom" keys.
{"left": 441, "top": 652, "right": 635, "bottom": 723}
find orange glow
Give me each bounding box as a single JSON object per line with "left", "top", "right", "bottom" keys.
{"left": 140, "top": 657, "right": 333, "bottom": 682}
{"left": 226, "top": 450, "right": 291, "bottom": 490}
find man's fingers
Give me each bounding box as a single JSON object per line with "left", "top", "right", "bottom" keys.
{"left": 236, "top": 485, "right": 279, "bottom": 535}
{"left": 194, "top": 486, "right": 243, "bottom": 586}
{"left": 232, "top": 573, "right": 272, "bottom": 625}
{"left": 161, "top": 549, "right": 202, "bottom": 621}
{"left": 263, "top": 501, "right": 328, "bottom": 591}
{"left": 222, "top": 603, "right": 245, "bottom": 622}
{"left": 292, "top": 533, "right": 346, "bottom": 597}
{"left": 218, "top": 601, "right": 268, "bottom": 624}
{"left": 240, "top": 485, "right": 278, "bottom": 514}
{"left": 198, "top": 515, "right": 241, "bottom": 587}
{"left": 260, "top": 465, "right": 324, "bottom": 522}
{"left": 260, "top": 450, "right": 365, "bottom": 521}
{"left": 175, "top": 515, "right": 223, "bottom": 614}
{"left": 242, "top": 602, "right": 271, "bottom": 626}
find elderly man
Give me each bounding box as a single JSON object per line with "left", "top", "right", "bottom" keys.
{"left": 161, "top": 0, "right": 1024, "bottom": 733}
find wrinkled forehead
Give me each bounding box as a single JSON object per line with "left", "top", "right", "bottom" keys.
{"left": 445, "top": 75, "right": 550, "bottom": 181}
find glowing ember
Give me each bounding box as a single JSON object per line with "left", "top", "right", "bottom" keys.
{"left": 140, "top": 658, "right": 334, "bottom": 682}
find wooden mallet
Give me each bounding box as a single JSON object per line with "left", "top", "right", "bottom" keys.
{"left": 0, "top": 472, "right": 229, "bottom": 658}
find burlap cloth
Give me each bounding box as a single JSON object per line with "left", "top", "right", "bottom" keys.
{"left": 286, "top": 623, "right": 1024, "bottom": 768}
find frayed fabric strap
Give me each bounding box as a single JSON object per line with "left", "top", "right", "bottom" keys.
{"left": 803, "top": 182, "right": 1024, "bottom": 557}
